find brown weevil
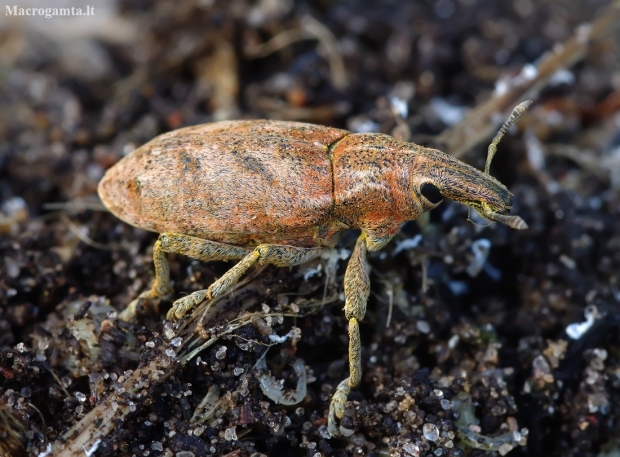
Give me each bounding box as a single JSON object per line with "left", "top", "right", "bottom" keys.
{"left": 98, "top": 101, "right": 530, "bottom": 436}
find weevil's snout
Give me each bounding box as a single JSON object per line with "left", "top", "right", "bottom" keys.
{"left": 412, "top": 149, "right": 527, "bottom": 230}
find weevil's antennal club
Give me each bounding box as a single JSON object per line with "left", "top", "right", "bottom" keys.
{"left": 480, "top": 204, "right": 528, "bottom": 230}
{"left": 484, "top": 100, "right": 532, "bottom": 175}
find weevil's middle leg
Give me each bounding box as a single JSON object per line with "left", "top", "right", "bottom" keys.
{"left": 167, "top": 243, "right": 324, "bottom": 320}
{"left": 328, "top": 234, "right": 370, "bottom": 437}
{"left": 119, "top": 233, "right": 251, "bottom": 321}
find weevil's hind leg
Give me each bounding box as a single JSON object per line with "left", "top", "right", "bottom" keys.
{"left": 328, "top": 234, "right": 370, "bottom": 437}
{"left": 167, "top": 243, "right": 324, "bottom": 320}
{"left": 119, "top": 233, "right": 252, "bottom": 322}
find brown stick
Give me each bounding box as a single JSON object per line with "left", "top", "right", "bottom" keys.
{"left": 437, "top": 0, "right": 620, "bottom": 159}
{"left": 53, "top": 270, "right": 270, "bottom": 456}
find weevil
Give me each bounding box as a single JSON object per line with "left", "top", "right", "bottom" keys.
{"left": 98, "top": 101, "right": 530, "bottom": 436}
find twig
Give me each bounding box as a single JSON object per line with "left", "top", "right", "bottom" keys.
{"left": 53, "top": 270, "right": 269, "bottom": 456}
{"left": 437, "top": 1, "right": 620, "bottom": 159}
{"left": 245, "top": 15, "right": 349, "bottom": 91}
{"left": 43, "top": 199, "right": 108, "bottom": 213}
{"left": 60, "top": 213, "right": 110, "bottom": 251}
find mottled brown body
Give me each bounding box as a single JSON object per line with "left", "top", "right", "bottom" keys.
{"left": 100, "top": 121, "right": 347, "bottom": 248}
{"left": 99, "top": 108, "right": 529, "bottom": 437}
{"left": 99, "top": 120, "right": 516, "bottom": 250}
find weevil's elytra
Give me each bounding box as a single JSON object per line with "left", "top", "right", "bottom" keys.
{"left": 98, "top": 104, "right": 530, "bottom": 437}
{"left": 100, "top": 120, "right": 350, "bottom": 248}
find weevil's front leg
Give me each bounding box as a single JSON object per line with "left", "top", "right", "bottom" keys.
{"left": 328, "top": 234, "right": 371, "bottom": 437}
{"left": 119, "top": 233, "right": 251, "bottom": 321}
{"left": 167, "top": 243, "right": 324, "bottom": 320}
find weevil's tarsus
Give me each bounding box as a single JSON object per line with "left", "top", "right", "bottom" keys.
{"left": 329, "top": 378, "right": 351, "bottom": 436}
{"left": 485, "top": 100, "right": 532, "bottom": 175}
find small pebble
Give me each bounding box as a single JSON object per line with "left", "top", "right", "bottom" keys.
{"left": 171, "top": 337, "right": 183, "bottom": 347}
{"left": 423, "top": 423, "right": 439, "bottom": 441}
{"left": 224, "top": 427, "right": 237, "bottom": 441}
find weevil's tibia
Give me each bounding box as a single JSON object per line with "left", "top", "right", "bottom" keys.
{"left": 328, "top": 233, "right": 371, "bottom": 436}
{"left": 484, "top": 100, "right": 532, "bottom": 175}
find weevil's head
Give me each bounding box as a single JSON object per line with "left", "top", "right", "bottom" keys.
{"left": 409, "top": 100, "right": 531, "bottom": 230}
{"left": 410, "top": 147, "right": 527, "bottom": 230}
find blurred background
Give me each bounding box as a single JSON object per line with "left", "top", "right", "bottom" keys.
{"left": 1, "top": 1, "right": 620, "bottom": 456}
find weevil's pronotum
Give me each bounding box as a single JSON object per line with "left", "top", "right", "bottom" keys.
{"left": 98, "top": 101, "right": 531, "bottom": 436}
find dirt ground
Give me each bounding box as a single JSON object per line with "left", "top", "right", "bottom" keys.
{"left": 1, "top": 1, "right": 620, "bottom": 456}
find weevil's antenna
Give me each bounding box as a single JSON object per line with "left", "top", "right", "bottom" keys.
{"left": 485, "top": 100, "right": 532, "bottom": 175}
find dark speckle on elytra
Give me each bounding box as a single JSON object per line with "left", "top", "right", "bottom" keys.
{"left": 229, "top": 147, "right": 274, "bottom": 181}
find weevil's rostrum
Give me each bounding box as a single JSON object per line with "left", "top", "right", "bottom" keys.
{"left": 98, "top": 102, "right": 529, "bottom": 437}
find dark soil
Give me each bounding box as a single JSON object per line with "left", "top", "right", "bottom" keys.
{"left": 1, "top": 1, "right": 620, "bottom": 456}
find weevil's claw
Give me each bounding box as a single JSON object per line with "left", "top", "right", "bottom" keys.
{"left": 119, "top": 292, "right": 162, "bottom": 322}
{"left": 327, "top": 378, "right": 352, "bottom": 437}
{"left": 167, "top": 289, "right": 210, "bottom": 320}
{"left": 118, "top": 298, "right": 141, "bottom": 322}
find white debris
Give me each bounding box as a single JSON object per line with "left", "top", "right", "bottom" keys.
{"left": 559, "top": 255, "right": 576, "bottom": 269}
{"left": 566, "top": 305, "right": 599, "bottom": 340}
{"left": 416, "top": 320, "right": 431, "bottom": 334}
{"left": 549, "top": 69, "right": 575, "bottom": 86}
{"left": 576, "top": 23, "right": 592, "bottom": 44}
{"left": 494, "top": 78, "right": 510, "bottom": 96}
{"left": 257, "top": 357, "right": 307, "bottom": 405}
{"left": 603, "top": 145, "right": 620, "bottom": 190}
{"left": 448, "top": 281, "right": 469, "bottom": 296}
{"left": 391, "top": 96, "right": 408, "bottom": 119}
{"left": 430, "top": 97, "right": 468, "bottom": 126}
{"left": 224, "top": 427, "right": 238, "bottom": 441}
{"left": 520, "top": 63, "right": 538, "bottom": 80}
{"left": 403, "top": 442, "right": 420, "bottom": 456}
{"left": 393, "top": 234, "right": 423, "bottom": 255}
{"left": 347, "top": 116, "right": 380, "bottom": 133}
{"left": 268, "top": 328, "right": 298, "bottom": 344}
{"left": 37, "top": 443, "right": 52, "bottom": 457}
{"left": 466, "top": 239, "right": 491, "bottom": 277}
{"left": 83, "top": 439, "right": 101, "bottom": 457}
{"left": 303, "top": 263, "right": 322, "bottom": 281}
{"left": 525, "top": 129, "right": 546, "bottom": 171}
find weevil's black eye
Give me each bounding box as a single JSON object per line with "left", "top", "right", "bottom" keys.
{"left": 421, "top": 183, "right": 443, "bottom": 204}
